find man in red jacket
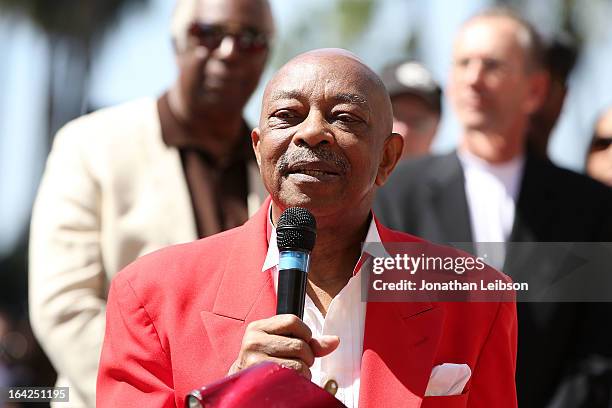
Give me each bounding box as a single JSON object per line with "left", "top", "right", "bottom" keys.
{"left": 97, "top": 48, "right": 517, "bottom": 408}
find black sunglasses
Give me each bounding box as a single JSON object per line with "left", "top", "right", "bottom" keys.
{"left": 187, "top": 22, "right": 269, "bottom": 53}
{"left": 590, "top": 135, "right": 612, "bottom": 151}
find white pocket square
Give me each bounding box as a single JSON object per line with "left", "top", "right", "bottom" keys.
{"left": 424, "top": 363, "right": 471, "bottom": 396}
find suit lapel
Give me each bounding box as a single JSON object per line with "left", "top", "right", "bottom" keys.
{"left": 148, "top": 105, "right": 198, "bottom": 243}
{"left": 200, "top": 198, "right": 276, "bottom": 368}
{"left": 508, "top": 154, "right": 558, "bottom": 243}
{"left": 359, "top": 301, "right": 444, "bottom": 408}
{"left": 359, "top": 225, "right": 445, "bottom": 408}
{"left": 427, "top": 152, "right": 474, "bottom": 251}
{"left": 211, "top": 198, "right": 275, "bottom": 320}
{"left": 505, "top": 155, "right": 555, "bottom": 280}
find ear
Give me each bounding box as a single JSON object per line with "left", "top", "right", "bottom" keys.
{"left": 524, "top": 70, "right": 550, "bottom": 115}
{"left": 375, "top": 132, "right": 404, "bottom": 186}
{"left": 251, "top": 127, "right": 262, "bottom": 168}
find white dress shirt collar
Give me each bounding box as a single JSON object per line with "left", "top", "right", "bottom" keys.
{"left": 260, "top": 203, "right": 386, "bottom": 408}
{"left": 457, "top": 147, "right": 525, "bottom": 201}
{"left": 261, "top": 205, "right": 388, "bottom": 277}
{"left": 457, "top": 148, "right": 526, "bottom": 268}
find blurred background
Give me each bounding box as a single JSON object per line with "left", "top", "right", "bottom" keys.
{"left": 1, "top": 0, "right": 612, "bottom": 402}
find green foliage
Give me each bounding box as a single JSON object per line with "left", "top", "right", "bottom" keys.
{"left": 270, "top": 0, "right": 377, "bottom": 71}
{"left": 332, "top": 0, "right": 376, "bottom": 44}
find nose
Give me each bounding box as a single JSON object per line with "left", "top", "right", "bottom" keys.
{"left": 463, "top": 60, "right": 486, "bottom": 87}
{"left": 214, "top": 36, "right": 240, "bottom": 61}
{"left": 294, "top": 111, "right": 335, "bottom": 147}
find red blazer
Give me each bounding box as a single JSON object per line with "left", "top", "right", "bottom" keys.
{"left": 97, "top": 199, "right": 517, "bottom": 408}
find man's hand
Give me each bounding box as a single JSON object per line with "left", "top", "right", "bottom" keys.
{"left": 228, "top": 314, "right": 340, "bottom": 379}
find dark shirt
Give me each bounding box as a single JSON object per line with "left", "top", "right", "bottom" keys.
{"left": 157, "top": 93, "right": 254, "bottom": 238}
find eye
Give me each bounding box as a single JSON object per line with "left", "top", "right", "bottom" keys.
{"left": 333, "top": 112, "right": 362, "bottom": 124}
{"left": 482, "top": 58, "right": 502, "bottom": 71}
{"left": 455, "top": 58, "right": 470, "bottom": 68}
{"left": 273, "top": 109, "right": 298, "bottom": 119}
{"left": 268, "top": 109, "right": 302, "bottom": 128}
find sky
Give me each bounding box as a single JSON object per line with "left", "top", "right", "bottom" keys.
{"left": 1, "top": 0, "right": 612, "bottom": 255}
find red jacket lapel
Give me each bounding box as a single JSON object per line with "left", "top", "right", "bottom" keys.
{"left": 200, "top": 197, "right": 277, "bottom": 369}
{"left": 210, "top": 197, "right": 275, "bottom": 321}
{"left": 359, "top": 220, "right": 446, "bottom": 408}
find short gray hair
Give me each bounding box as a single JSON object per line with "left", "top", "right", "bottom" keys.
{"left": 463, "top": 7, "right": 544, "bottom": 72}
{"left": 170, "top": 0, "right": 199, "bottom": 52}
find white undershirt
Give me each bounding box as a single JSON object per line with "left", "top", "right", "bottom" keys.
{"left": 261, "top": 209, "right": 387, "bottom": 408}
{"left": 457, "top": 149, "right": 525, "bottom": 269}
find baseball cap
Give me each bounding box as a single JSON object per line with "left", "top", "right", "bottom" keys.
{"left": 381, "top": 60, "right": 442, "bottom": 113}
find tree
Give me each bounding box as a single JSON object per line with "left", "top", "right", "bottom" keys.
{"left": 270, "top": 0, "right": 377, "bottom": 72}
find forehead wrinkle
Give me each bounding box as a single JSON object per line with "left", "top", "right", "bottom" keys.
{"left": 334, "top": 93, "right": 367, "bottom": 105}
{"left": 267, "top": 89, "right": 368, "bottom": 109}
{"left": 268, "top": 89, "right": 303, "bottom": 103}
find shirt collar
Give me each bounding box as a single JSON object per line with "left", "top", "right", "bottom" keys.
{"left": 457, "top": 146, "right": 526, "bottom": 173}
{"left": 457, "top": 147, "right": 526, "bottom": 201}
{"left": 262, "top": 203, "right": 389, "bottom": 274}
{"left": 156, "top": 92, "right": 254, "bottom": 165}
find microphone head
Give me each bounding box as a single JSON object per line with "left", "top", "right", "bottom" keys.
{"left": 277, "top": 207, "right": 317, "bottom": 252}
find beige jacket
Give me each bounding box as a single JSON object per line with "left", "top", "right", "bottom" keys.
{"left": 29, "top": 98, "right": 266, "bottom": 407}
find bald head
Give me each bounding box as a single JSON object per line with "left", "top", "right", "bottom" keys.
{"left": 262, "top": 48, "right": 394, "bottom": 136}
{"left": 252, "top": 48, "right": 403, "bottom": 223}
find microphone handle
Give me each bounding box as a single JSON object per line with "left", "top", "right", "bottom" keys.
{"left": 276, "top": 268, "right": 308, "bottom": 318}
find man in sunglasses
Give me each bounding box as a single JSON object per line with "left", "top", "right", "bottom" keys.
{"left": 587, "top": 106, "right": 612, "bottom": 187}
{"left": 29, "top": 0, "right": 274, "bottom": 407}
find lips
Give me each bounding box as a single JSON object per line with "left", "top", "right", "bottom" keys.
{"left": 283, "top": 161, "right": 344, "bottom": 184}
{"left": 285, "top": 161, "right": 342, "bottom": 177}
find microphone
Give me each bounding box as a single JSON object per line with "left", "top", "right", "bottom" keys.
{"left": 276, "top": 207, "right": 317, "bottom": 319}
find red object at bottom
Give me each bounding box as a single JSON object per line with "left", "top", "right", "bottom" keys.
{"left": 186, "top": 362, "right": 346, "bottom": 408}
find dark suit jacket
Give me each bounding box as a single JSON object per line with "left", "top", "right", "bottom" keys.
{"left": 375, "top": 151, "right": 612, "bottom": 408}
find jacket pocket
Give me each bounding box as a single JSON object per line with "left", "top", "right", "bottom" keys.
{"left": 421, "top": 391, "right": 469, "bottom": 408}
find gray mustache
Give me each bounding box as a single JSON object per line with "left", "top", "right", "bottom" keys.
{"left": 277, "top": 146, "right": 349, "bottom": 174}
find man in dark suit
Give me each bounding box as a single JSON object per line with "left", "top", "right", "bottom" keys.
{"left": 375, "top": 8, "right": 612, "bottom": 408}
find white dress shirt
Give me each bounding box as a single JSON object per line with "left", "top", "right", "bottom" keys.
{"left": 458, "top": 148, "right": 525, "bottom": 268}
{"left": 261, "top": 208, "right": 386, "bottom": 408}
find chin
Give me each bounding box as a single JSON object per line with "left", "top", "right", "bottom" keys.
{"left": 462, "top": 116, "right": 486, "bottom": 128}
{"left": 279, "top": 192, "right": 331, "bottom": 207}
{"left": 458, "top": 110, "right": 488, "bottom": 125}
{"left": 464, "top": 120, "right": 496, "bottom": 133}
{"left": 277, "top": 190, "right": 344, "bottom": 215}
